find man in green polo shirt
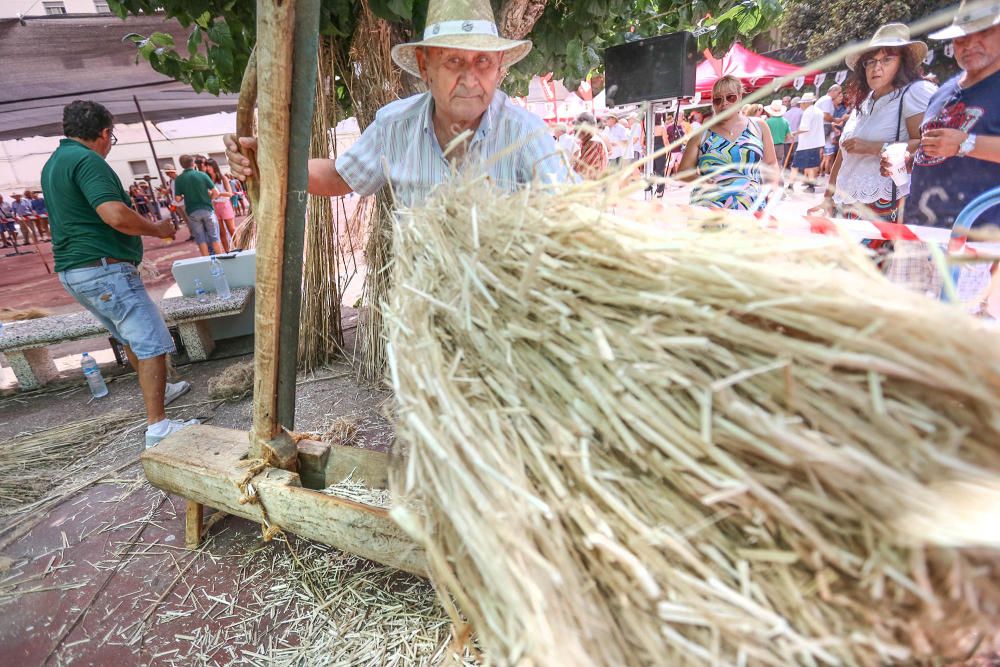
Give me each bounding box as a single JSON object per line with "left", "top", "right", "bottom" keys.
{"left": 41, "top": 100, "right": 199, "bottom": 448}
{"left": 172, "top": 154, "right": 223, "bottom": 257}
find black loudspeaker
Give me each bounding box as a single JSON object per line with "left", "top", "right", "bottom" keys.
{"left": 604, "top": 32, "right": 698, "bottom": 105}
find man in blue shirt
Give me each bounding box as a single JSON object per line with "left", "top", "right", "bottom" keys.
{"left": 10, "top": 193, "right": 40, "bottom": 245}
{"left": 894, "top": 1, "right": 1000, "bottom": 229}
{"left": 25, "top": 191, "right": 50, "bottom": 242}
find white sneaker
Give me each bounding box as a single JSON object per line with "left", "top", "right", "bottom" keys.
{"left": 145, "top": 418, "right": 201, "bottom": 449}
{"left": 164, "top": 381, "right": 191, "bottom": 406}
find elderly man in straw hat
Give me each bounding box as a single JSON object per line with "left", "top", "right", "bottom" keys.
{"left": 224, "top": 0, "right": 570, "bottom": 207}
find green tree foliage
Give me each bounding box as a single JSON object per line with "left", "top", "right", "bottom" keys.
{"left": 110, "top": 0, "right": 782, "bottom": 98}
{"left": 780, "top": 0, "right": 955, "bottom": 61}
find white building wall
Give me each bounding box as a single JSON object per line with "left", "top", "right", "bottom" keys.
{"left": 0, "top": 112, "right": 362, "bottom": 197}
{"left": 0, "top": 113, "right": 239, "bottom": 195}
{"left": 0, "top": 0, "right": 110, "bottom": 18}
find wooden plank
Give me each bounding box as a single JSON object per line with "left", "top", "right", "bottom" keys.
{"left": 250, "top": 0, "right": 297, "bottom": 463}
{"left": 142, "top": 425, "right": 426, "bottom": 576}
{"left": 325, "top": 443, "right": 391, "bottom": 488}
{"left": 185, "top": 501, "right": 203, "bottom": 549}
{"left": 296, "top": 439, "right": 330, "bottom": 489}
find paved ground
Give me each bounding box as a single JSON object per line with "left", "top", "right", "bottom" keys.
{"left": 0, "top": 326, "right": 408, "bottom": 666}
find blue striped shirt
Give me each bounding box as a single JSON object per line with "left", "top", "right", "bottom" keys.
{"left": 335, "top": 90, "right": 572, "bottom": 208}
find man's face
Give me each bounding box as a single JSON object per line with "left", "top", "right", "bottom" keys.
{"left": 954, "top": 25, "right": 1000, "bottom": 75}
{"left": 95, "top": 127, "right": 114, "bottom": 158}
{"left": 782, "top": 96, "right": 791, "bottom": 106}
{"left": 607, "top": 117, "right": 618, "bottom": 129}
{"left": 417, "top": 47, "right": 503, "bottom": 125}
{"left": 830, "top": 86, "right": 843, "bottom": 104}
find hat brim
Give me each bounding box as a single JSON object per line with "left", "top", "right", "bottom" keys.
{"left": 391, "top": 35, "right": 533, "bottom": 78}
{"left": 764, "top": 106, "right": 786, "bottom": 116}
{"left": 930, "top": 14, "right": 1000, "bottom": 39}
{"left": 845, "top": 41, "right": 928, "bottom": 70}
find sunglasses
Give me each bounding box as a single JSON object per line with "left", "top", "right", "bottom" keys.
{"left": 109, "top": 129, "right": 118, "bottom": 146}
{"left": 712, "top": 93, "right": 740, "bottom": 106}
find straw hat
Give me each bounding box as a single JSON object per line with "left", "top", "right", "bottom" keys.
{"left": 845, "top": 23, "right": 928, "bottom": 71}
{"left": 764, "top": 100, "right": 787, "bottom": 116}
{"left": 799, "top": 92, "right": 817, "bottom": 103}
{"left": 390, "top": 0, "right": 532, "bottom": 78}
{"left": 930, "top": 0, "right": 1000, "bottom": 39}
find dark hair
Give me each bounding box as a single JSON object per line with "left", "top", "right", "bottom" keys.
{"left": 62, "top": 100, "right": 114, "bottom": 141}
{"left": 204, "top": 158, "right": 223, "bottom": 182}
{"left": 845, "top": 47, "right": 924, "bottom": 108}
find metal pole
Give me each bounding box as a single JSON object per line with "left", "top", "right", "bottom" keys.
{"left": 645, "top": 103, "right": 655, "bottom": 199}
{"left": 132, "top": 95, "right": 167, "bottom": 194}
{"left": 275, "top": 0, "right": 321, "bottom": 430}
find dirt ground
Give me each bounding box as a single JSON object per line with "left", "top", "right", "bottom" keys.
{"left": 0, "top": 322, "right": 435, "bottom": 666}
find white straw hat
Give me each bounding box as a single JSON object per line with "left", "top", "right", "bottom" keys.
{"left": 764, "top": 100, "right": 787, "bottom": 116}
{"left": 930, "top": 0, "right": 1000, "bottom": 39}
{"left": 799, "top": 92, "right": 817, "bottom": 103}
{"left": 390, "top": 0, "right": 533, "bottom": 78}
{"left": 845, "top": 23, "right": 928, "bottom": 71}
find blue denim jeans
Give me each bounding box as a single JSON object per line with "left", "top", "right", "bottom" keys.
{"left": 59, "top": 262, "right": 176, "bottom": 359}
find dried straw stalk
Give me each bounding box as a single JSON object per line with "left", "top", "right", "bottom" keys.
{"left": 335, "top": 0, "right": 406, "bottom": 382}
{"left": 386, "top": 177, "right": 1000, "bottom": 666}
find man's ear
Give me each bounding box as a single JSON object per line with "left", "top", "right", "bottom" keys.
{"left": 416, "top": 47, "right": 429, "bottom": 82}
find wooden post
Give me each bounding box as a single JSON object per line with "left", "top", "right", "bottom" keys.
{"left": 185, "top": 500, "right": 203, "bottom": 549}
{"left": 250, "top": 0, "right": 319, "bottom": 467}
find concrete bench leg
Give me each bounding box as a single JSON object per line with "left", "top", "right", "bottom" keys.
{"left": 5, "top": 349, "right": 59, "bottom": 390}
{"left": 177, "top": 321, "right": 215, "bottom": 361}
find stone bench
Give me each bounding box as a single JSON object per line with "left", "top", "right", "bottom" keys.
{"left": 0, "top": 286, "right": 254, "bottom": 390}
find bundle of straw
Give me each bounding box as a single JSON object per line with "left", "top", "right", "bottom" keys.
{"left": 386, "top": 179, "right": 1000, "bottom": 666}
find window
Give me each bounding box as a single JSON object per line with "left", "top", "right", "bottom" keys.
{"left": 129, "top": 160, "right": 150, "bottom": 177}
{"left": 208, "top": 152, "right": 229, "bottom": 168}
{"left": 159, "top": 159, "right": 177, "bottom": 172}
{"left": 94, "top": 1, "right": 111, "bottom": 13}
{"left": 43, "top": 1, "right": 67, "bottom": 15}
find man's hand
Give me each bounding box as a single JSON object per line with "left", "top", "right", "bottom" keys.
{"left": 919, "top": 128, "right": 966, "bottom": 159}
{"left": 152, "top": 218, "right": 176, "bottom": 239}
{"left": 224, "top": 134, "right": 258, "bottom": 181}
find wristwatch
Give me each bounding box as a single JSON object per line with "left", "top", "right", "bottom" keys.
{"left": 957, "top": 133, "right": 977, "bottom": 157}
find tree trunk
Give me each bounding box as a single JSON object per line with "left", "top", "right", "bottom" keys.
{"left": 497, "top": 0, "right": 548, "bottom": 40}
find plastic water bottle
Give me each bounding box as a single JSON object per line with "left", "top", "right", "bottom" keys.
{"left": 193, "top": 277, "right": 209, "bottom": 303}
{"left": 81, "top": 352, "right": 108, "bottom": 398}
{"left": 210, "top": 257, "right": 231, "bottom": 300}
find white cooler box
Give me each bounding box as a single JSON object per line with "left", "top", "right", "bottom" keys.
{"left": 171, "top": 250, "right": 256, "bottom": 341}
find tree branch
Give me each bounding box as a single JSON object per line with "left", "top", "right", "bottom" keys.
{"left": 497, "top": 0, "right": 548, "bottom": 40}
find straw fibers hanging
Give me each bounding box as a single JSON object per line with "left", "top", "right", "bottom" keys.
{"left": 385, "top": 177, "right": 1000, "bottom": 666}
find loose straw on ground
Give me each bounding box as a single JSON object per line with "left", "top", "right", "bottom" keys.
{"left": 386, "top": 177, "right": 1000, "bottom": 666}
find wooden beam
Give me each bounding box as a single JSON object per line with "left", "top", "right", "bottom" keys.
{"left": 185, "top": 501, "right": 203, "bottom": 549}
{"left": 251, "top": 0, "right": 297, "bottom": 464}
{"left": 142, "top": 425, "right": 426, "bottom": 576}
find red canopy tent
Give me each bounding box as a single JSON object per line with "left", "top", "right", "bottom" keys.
{"left": 696, "top": 43, "right": 817, "bottom": 94}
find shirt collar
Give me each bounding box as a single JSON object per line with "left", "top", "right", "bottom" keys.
{"left": 422, "top": 89, "right": 506, "bottom": 147}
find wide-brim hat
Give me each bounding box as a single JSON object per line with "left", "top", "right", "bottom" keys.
{"left": 799, "top": 92, "right": 817, "bottom": 103}
{"left": 846, "top": 23, "right": 928, "bottom": 70}
{"left": 390, "top": 0, "right": 532, "bottom": 78}
{"left": 930, "top": 0, "right": 1000, "bottom": 39}
{"left": 764, "top": 100, "right": 787, "bottom": 116}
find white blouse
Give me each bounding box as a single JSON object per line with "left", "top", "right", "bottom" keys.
{"left": 835, "top": 79, "right": 936, "bottom": 205}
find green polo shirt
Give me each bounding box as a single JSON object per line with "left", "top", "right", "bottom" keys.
{"left": 173, "top": 168, "right": 216, "bottom": 213}
{"left": 40, "top": 138, "right": 143, "bottom": 272}
{"left": 765, "top": 115, "right": 791, "bottom": 145}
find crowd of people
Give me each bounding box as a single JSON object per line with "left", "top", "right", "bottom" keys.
{"left": 0, "top": 190, "right": 50, "bottom": 250}
{"left": 545, "top": 2, "right": 998, "bottom": 308}
{"left": 549, "top": 6, "right": 997, "bottom": 237}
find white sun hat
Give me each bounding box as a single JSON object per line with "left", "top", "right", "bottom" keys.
{"left": 930, "top": 0, "right": 1000, "bottom": 39}
{"left": 390, "top": 0, "right": 533, "bottom": 78}
{"left": 845, "top": 23, "right": 928, "bottom": 71}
